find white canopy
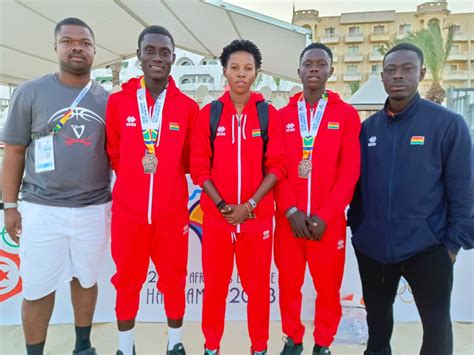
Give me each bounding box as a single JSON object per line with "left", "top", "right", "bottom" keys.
{"left": 348, "top": 75, "right": 388, "bottom": 110}
{"left": 0, "top": 0, "right": 310, "bottom": 85}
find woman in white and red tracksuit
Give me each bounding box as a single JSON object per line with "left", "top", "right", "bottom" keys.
{"left": 106, "top": 26, "right": 199, "bottom": 354}
{"left": 190, "top": 40, "right": 287, "bottom": 355}
{"left": 273, "top": 44, "right": 361, "bottom": 354}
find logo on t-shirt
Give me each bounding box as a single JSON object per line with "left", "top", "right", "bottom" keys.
{"left": 410, "top": 136, "right": 425, "bottom": 145}
{"left": 263, "top": 230, "right": 270, "bottom": 240}
{"left": 126, "top": 116, "right": 137, "bottom": 127}
{"left": 368, "top": 136, "right": 377, "bottom": 147}
{"left": 328, "top": 122, "right": 339, "bottom": 130}
{"left": 286, "top": 122, "right": 296, "bottom": 132}
{"left": 49, "top": 106, "right": 104, "bottom": 146}
{"left": 216, "top": 126, "right": 226, "bottom": 137}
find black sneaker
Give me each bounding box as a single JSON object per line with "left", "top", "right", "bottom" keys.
{"left": 73, "top": 347, "right": 96, "bottom": 355}
{"left": 116, "top": 344, "right": 136, "bottom": 355}
{"left": 280, "top": 336, "right": 303, "bottom": 355}
{"left": 167, "top": 343, "right": 186, "bottom": 355}
{"left": 313, "top": 344, "right": 331, "bottom": 355}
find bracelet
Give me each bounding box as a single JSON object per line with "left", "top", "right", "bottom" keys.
{"left": 285, "top": 206, "right": 298, "bottom": 219}
{"left": 244, "top": 202, "right": 252, "bottom": 214}
{"left": 245, "top": 202, "right": 256, "bottom": 219}
{"left": 3, "top": 202, "right": 18, "bottom": 210}
{"left": 247, "top": 198, "right": 257, "bottom": 211}
{"left": 216, "top": 200, "right": 226, "bottom": 210}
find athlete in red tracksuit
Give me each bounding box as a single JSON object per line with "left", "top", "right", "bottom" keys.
{"left": 274, "top": 43, "right": 361, "bottom": 355}
{"left": 190, "top": 40, "right": 286, "bottom": 355}
{"left": 106, "top": 26, "right": 198, "bottom": 355}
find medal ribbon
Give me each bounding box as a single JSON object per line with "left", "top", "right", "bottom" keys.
{"left": 297, "top": 92, "right": 328, "bottom": 160}
{"left": 137, "top": 76, "right": 167, "bottom": 155}
{"left": 52, "top": 80, "right": 92, "bottom": 134}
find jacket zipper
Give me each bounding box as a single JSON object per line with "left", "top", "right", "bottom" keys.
{"left": 148, "top": 174, "right": 153, "bottom": 225}
{"left": 237, "top": 114, "right": 242, "bottom": 233}
{"left": 306, "top": 169, "right": 312, "bottom": 216}
{"left": 387, "top": 123, "right": 398, "bottom": 260}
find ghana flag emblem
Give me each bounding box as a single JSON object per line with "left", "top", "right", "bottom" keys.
{"left": 252, "top": 129, "right": 261, "bottom": 137}
{"left": 410, "top": 136, "right": 425, "bottom": 145}
{"left": 169, "top": 122, "right": 180, "bottom": 131}
{"left": 328, "top": 122, "right": 339, "bottom": 130}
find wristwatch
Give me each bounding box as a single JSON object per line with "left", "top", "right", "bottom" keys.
{"left": 285, "top": 206, "right": 298, "bottom": 218}
{"left": 3, "top": 202, "right": 18, "bottom": 210}
{"left": 247, "top": 198, "right": 257, "bottom": 211}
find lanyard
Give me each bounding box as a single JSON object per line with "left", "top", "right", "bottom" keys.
{"left": 52, "top": 80, "right": 92, "bottom": 134}
{"left": 137, "top": 76, "right": 167, "bottom": 154}
{"left": 297, "top": 92, "right": 328, "bottom": 160}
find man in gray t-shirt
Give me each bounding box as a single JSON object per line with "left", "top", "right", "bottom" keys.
{"left": 2, "top": 17, "right": 110, "bottom": 355}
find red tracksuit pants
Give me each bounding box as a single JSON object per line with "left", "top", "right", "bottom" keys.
{"left": 274, "top": 213, "right": 346, "bottom": 346}
{"left": 111, "top": 210, "right": 189, "bottom": 321}
{"left": 201, "top": 221, "right": 273, "bottom": 352}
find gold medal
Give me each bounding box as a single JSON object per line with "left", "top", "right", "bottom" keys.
{"left": 298, "top": 159, "right": 312, "bottom": 178}
{"left": 142, "top": 153, "right": 158, "bottom": 174}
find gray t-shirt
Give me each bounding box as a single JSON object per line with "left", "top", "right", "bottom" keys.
{"left": 2, "top": 73, "right": 111, "bottom": 207}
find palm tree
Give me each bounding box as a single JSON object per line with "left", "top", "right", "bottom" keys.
{"left": 272, "top": 75, "right": 282, "bottom": 92}
{"left": 381, "top": 21, "right": 454, "bottom": 103}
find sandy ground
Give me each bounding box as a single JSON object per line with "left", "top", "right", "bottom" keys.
{"left": 0, "top": 321, "right": 473, "bottom": 355}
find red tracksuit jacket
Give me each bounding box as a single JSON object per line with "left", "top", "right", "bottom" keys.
{"left": 190, "top": 91, "right": 287, "bottom": 232}
{"left": 274, "top": 91, "right": 361, "bottom": 224}
{"left": 106, "top": 76, "right": 199, "bottom": 223}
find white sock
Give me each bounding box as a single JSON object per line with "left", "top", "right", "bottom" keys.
{"left": 118, "top": 328, "right": 135, "bottom": 355}
{"left": 168, "top": 326, "right": 183, "bottom": 350}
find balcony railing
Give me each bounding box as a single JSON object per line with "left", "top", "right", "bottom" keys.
{"left": 344, "top": 33, "right": 364, "bottom": 42}
{"left": 370, "top": 31, "right": 391, "bottom": 42}
{"left": 344, "top": 54, "right": 364, "bottom": 62}
{"left": 396, "top": 31, "right": 410, "bottom": 40}
{"left": 453, "top": 32, "right": 469, "bottom": 41}
{"left": 320, "top": 34, "right": 340, "bottom": 43}
{"left": 344, "top": 72, "right": 362, "bottom": 81}
{"left": 447, "top": 52, "right": 469, "bottom": 61}
{"left": 445, "top": 70, "right": 468, "bottom": 80}
{"left": 369, "top": 53, "right": 384, "bottom": 61}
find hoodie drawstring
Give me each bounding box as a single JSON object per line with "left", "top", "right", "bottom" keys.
{"left": 231, "top": 114, "right": 236, "bottom": 144}
{"left": 242, "top": 114, "right": 248, "bottom": 140}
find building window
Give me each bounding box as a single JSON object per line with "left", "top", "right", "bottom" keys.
{"left": 372, "top": 45, "right": 384, "bottom": 55}
{"left": 452, "top": 25, "right": 461, "bottom": 33}
{"left": 325, "top": 27, "right": 336, "bottom": 36}
{"left": 347, "top": 64, "right": 359, "bottom": 74}
{"left": 428, "top": 18, "right": 440, "bottom": 27}
{"left": 303, "top": 24, "right": 313, "bottom": 38}
{"left": 176, "top": 57, "right": 194, "bottom": 66}
{"left": 451, "top": 45, "right": 460, "bottom": 53}
{"left": 348, "top": 26, "right": 361, "bottom": 35}
{"left": 399, "top": 24, "right": 411, "bottom": 34}
{"left": 202, "top": 59, "right": 218, "bottom": 65}
{"left": 371, "top": 64, "right": 382, "bottom": 74}
{"left": 347, "top": 45, "right": 360, "bottom": 55}
{"left": 446, "top": 64, "right": 458, "bottom": 72}
{"left": 373, "top": 25, "right": 385, "bottom": 33}
{"left": 181, "top": 78, "right": 191, "bottom": 84}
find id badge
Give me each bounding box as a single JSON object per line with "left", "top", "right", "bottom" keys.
{"left": 35, "top": 135, "right": 55, "bottom": 173}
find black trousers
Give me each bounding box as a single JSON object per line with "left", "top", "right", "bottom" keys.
{"left": 355, "top": 245, "right": 454, "bottom": 355}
